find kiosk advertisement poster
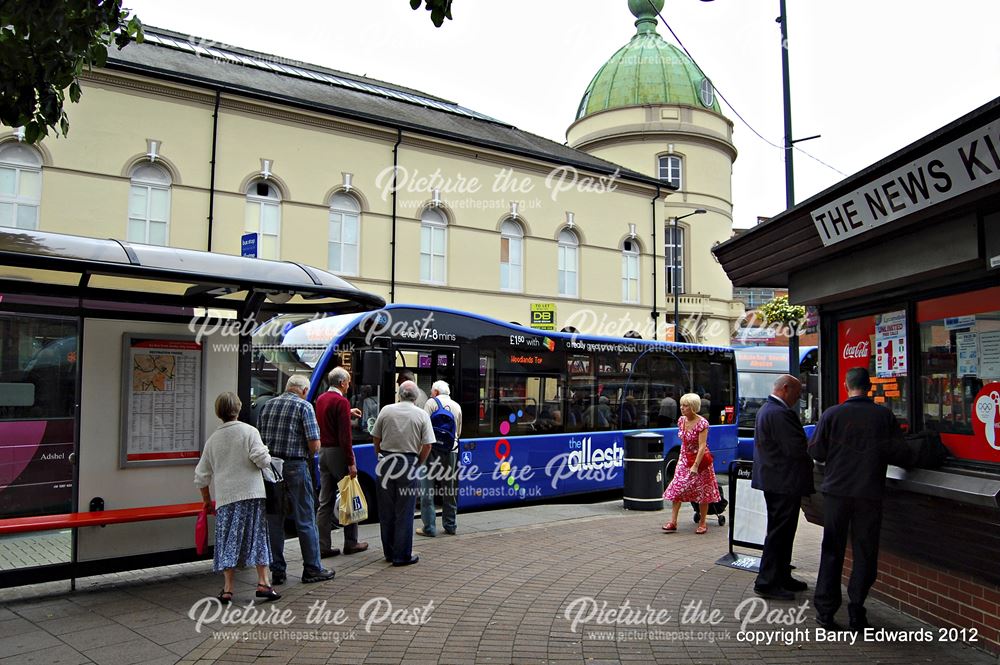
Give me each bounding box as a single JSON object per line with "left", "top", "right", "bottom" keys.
{"left": 875, "top": 310, "right": 907, "bottom": 378}
{"left": 837, "top": 316, "right": 875, "bottom": 401}
{"left": 121, "top": 336, "right": 203, "bottom": 466}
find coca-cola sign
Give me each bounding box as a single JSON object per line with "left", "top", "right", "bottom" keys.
{"left": 838, "top": 315, "right": 876, "bottom": 402}
{"left": 842, "top": 340, "right": 870, "bottom": 359}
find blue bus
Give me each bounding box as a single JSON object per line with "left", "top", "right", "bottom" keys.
{"left": 253, "top": 305, "right": 738, "bottom": 515}
{"left": 735, "top": 346, "right": 819, "bottom": 458}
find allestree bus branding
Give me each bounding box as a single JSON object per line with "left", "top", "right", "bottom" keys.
{"left": 567, "top": 438, "right": 624, "bottom": 473}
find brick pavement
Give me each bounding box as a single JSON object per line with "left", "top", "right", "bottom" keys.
{"left": 0, "top": 500, "right": 994, "bottom": 665}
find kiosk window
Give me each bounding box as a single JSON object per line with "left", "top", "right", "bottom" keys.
{"left": 837, "top": 312, "right": 910, "bottom": 429}
{"left": 917, "top": 286, "right": 1000, "bottom": 462}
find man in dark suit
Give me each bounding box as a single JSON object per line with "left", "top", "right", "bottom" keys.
{"left": 809, "top": 367, "right": 906, "bottom": 631}
{"left": 752, "top": 374, "right": 814, "bottom": 600}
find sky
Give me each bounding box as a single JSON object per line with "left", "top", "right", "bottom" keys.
{"left": 122, "top": 0, "right": 1000, "bottom": 228}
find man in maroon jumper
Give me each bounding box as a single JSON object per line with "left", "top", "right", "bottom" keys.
{"left": 316, "top": 366, "right": 368, "bottom": 556}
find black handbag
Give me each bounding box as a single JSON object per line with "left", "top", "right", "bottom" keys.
{"left": 263, "top": 462, "right": 285, "bottom": 515}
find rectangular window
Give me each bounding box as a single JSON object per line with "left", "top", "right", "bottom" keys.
{"left": 0, "top": 166, "right": 40, "bottom": 230}
{"left": 500, "top": 236, "right": 523, "bottom": 291}
{"left": 245, "top": 200, "right": 280, "bottom": 260}
{"left": 420, "top": 225, "right": 447, "bottom": 284}
{"left": 127, "top": 184, "right": 170, "bottom": 246}
{"left": 658, "top": 156, "right": 682, "bottom": 189}
{"left": 622, "top": 252, "right": 639, "bottom": 304}
{"left": 692, "top": 356, "right": 736, "bottom": 425}
{"left": 917, "top": 285, "right": 1000, "bottom": 464}
{"left": 495, "top": 374, "right": 564, "bottom": 436}
{"left": 665, "top": 226, "right": 684, "bottom": 295}
{"left": 328, "top": 211, "right": 359, "bottom": 275}
{"left": 558, "top": 245, "right": 578, "bottom": 297}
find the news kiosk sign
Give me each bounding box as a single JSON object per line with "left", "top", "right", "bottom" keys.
{"left": 811, "top": 120, "right": 1000, "bottom": 246}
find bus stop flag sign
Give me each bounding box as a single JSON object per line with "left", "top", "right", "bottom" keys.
{"left": 241, "top": 232, "right": 259, "bottom": 258}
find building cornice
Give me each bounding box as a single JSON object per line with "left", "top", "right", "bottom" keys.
{"left": 573, "top": 126, "right": 738, "bottom": 162}
{"left": 83, "top": 69, "right": 661, "bottom": 199}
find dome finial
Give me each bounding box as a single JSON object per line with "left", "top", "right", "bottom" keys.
{"left": 628, "top": 0, "right": 664, "bottom": 34}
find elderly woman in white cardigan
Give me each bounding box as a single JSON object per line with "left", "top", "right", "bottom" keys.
{"left": 194, "top": 392, "right": 279, "bottom": 602}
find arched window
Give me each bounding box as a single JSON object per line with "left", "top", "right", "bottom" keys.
{"left": 658, "top": 155, "right": 682, "bottom": 189}
{"left": 557, "top": 229, "right": 579, "bottom": 298}
{"left": 499, "top": 219, "right": 523, "bottom": 292}
{"left": 328, "top": 192, "right": 360, "bottom": 275}
{"left": 622, "top": 238, "right": 640, "bottom": 304}
{"left": 245, "top": 180, "right": 281, "bottom": 260}
{"left": 420, "top": 208, "right": 447, "bottom": 284}
{"left": 0, "top": 143, "right": 43, "bottom": 230}
{"left": 127, "top": 162, "right": 171, "bottom": 245}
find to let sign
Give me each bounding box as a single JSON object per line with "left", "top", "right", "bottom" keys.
{"left": 530, "top": 303, "right": 556, "bottom": 331}
{"left": 811, "top": 120, "right": 1000, "bottom": 246}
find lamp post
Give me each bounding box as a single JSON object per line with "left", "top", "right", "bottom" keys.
{"left": 669, "top": 208, "right": 706, "bottom": 341}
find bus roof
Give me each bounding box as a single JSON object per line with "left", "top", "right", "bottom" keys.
{"left": 263, "top": 304, "right": 735, "bottom": 355}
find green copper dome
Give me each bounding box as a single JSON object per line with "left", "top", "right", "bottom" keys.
{"left": 576, "top": 1, "right": 723, "bottom": 119}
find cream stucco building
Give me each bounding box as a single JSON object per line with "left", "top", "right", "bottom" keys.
{"left": 0, "top": 0, "right": 742, "bottom": 344}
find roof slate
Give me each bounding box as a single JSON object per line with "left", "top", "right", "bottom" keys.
{"left": 106, "top": 29, "right": 661, "bottom": 186}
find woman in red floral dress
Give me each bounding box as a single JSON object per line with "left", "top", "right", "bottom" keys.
{"left": 662, "top": 393, "right": 721, "bottom": 534}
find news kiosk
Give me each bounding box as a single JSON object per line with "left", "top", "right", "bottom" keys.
{"left": 715, "top": 96, "right": 1000, "bottom": 655}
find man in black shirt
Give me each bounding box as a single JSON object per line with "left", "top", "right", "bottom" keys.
{"left": 808, "top": 367, "right": 906, "bottom": 631}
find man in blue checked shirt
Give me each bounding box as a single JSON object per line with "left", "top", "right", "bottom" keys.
{"left": 258, "top": 374, "right": 335, "bottom": 585}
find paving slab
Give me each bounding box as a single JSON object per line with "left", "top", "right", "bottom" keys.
{"left": 0, "top": 499, "right": 996, "bottom": 664}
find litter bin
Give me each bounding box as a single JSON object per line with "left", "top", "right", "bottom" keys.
{"left": 623, "top": 432, "right": 664, "bottom": 510}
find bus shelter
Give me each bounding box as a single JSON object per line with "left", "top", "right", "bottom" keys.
{"left": 0, "top": 227, "right": 384, "bottom": 587}
{"left": 714, "top": 96, "right": 1000, "bottom": 654}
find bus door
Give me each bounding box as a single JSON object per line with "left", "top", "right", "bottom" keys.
{"left": 392, "top": 345, "right": 458, "bottom": 404}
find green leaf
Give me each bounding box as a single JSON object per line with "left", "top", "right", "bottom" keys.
{"left": 0, "top": 1, "right": 140, "bottom": 143}
{"left": 24, "top": 122, "right": 42, "bottom": 144}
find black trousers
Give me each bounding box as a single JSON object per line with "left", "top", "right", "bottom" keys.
{"left": 814, "top": 494, "right": 883, "bottom": 618}
{"left": 755, "top": 491, "right": 802, "bottom": 590}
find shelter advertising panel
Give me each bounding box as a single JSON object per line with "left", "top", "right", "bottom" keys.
{"left": 120, "top": 335, "right": 204, "bottom": 467}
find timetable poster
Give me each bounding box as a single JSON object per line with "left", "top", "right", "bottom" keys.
{"left": 124, "top": 338, "right": 203, "bottom": 464}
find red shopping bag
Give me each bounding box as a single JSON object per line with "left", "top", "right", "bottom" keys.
{"left": 195, "top": 503, "right": 213, "bottom": 555}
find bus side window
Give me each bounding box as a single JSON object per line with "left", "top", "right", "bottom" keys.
{"left": 496, "top": 374, "right": 563, "bottom": 436}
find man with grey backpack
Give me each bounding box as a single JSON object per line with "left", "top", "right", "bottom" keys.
{"left": 417, "top": 380, "right": 462, "bottom": 537}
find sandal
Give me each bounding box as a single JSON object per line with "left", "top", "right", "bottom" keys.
{"left": 256, "top": 584, "right": 281, "bottom": 601}
{"left": 662, "top": 522, "right": 677, "bottom": 532}
{"left": 695, "top": 524, "right": 708, "bottom": 534}
{"left": 217, "top": 590, "right": 233, "bottom": 603}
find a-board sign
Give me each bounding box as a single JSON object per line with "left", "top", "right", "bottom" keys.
{"left": 730, "top": 460, "right": 767, "bottom": 550}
